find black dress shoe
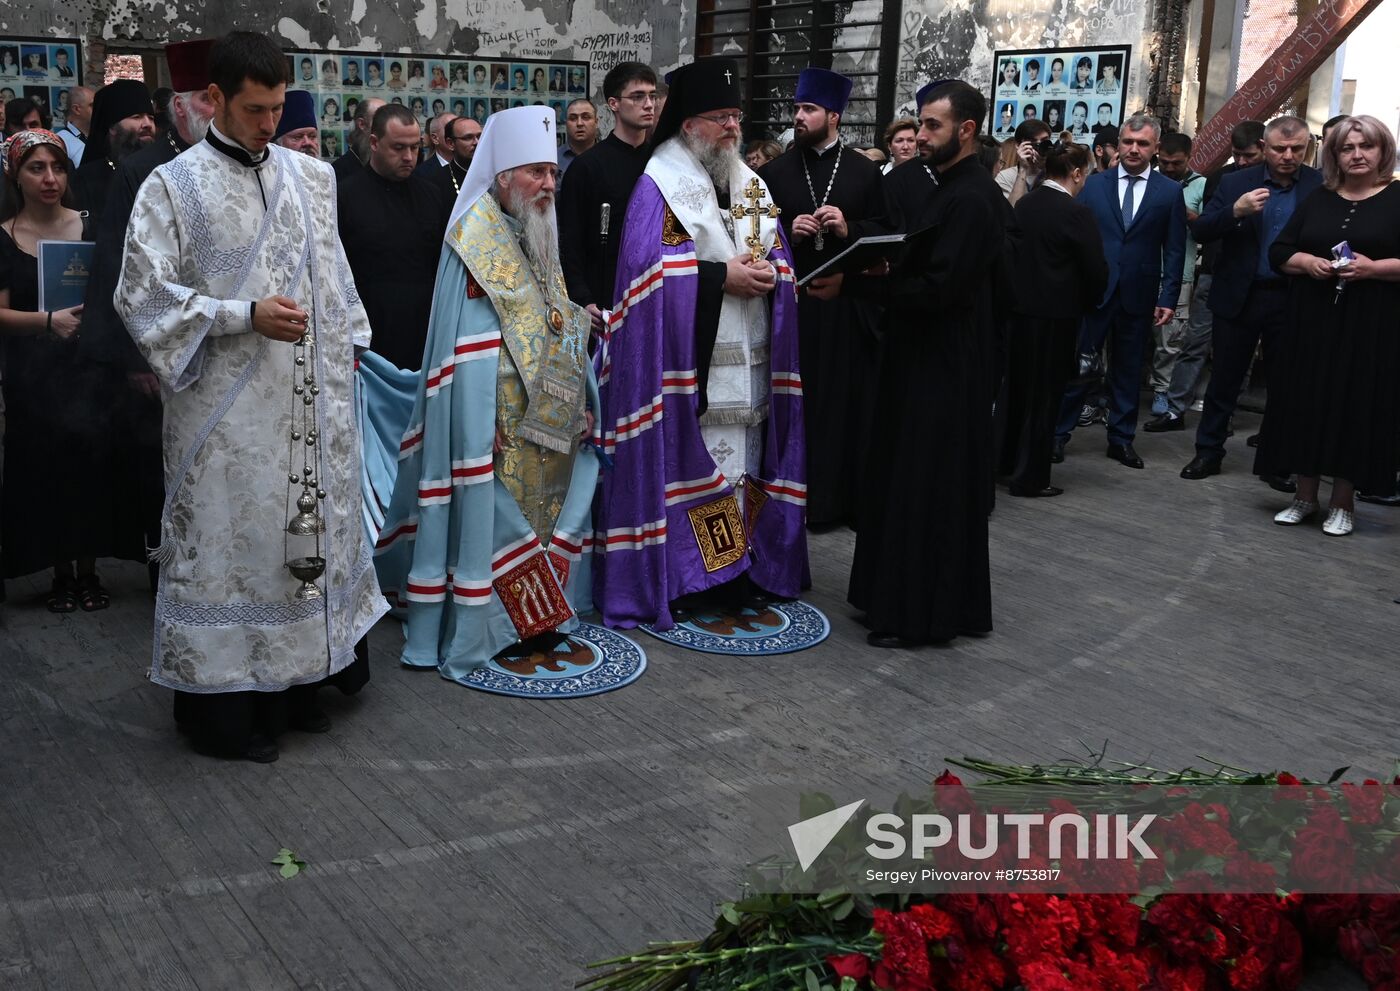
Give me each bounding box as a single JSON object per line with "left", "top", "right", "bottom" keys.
{"left": 193, "top": 734, "right": 280, "bottom": 763}
{"left": 1180, "top": 454, "right": 1223, "bottom": 479}
{"left": 1143, "top": 412, "right": 1185, "bottom": 432}
{"left": 290, "top": 707, "right": 332, "bottom": 734}
{"left": 1008, "top": 484, "right": 1064, "bottom": 498}
{"left": 1259, "top": 473, "right": 1297, "bottom": 494}
{"left": 244, "top": 735, "right": 281, "bottom": 763}
{"left": 1106, "top": 443, "right": 1144, "bottom": 469}
{"left": 867, "top": 631, "right": 915, "bottom": 649}
{"left": 1357, "top": 491, "right": 1400, "bottom": 507}
{"left": 1050, "top": 439, "right": 1065, "bottom": 464}
{"left": 1246, "top": 433, "right": 1260, "bottom": 448}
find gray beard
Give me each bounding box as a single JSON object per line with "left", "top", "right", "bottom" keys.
{"left": 505, "top": 186, "right": 560, "bottom": 276}
{"left": 681, "top": 128, "right": 742, "bottom": 189}
{"left": 175, "top": 98, "right": 212, "bottom": 145}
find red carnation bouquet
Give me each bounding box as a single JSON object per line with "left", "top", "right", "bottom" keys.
{"left": 581, "top": 756, "right": 1400, "bottom": 991}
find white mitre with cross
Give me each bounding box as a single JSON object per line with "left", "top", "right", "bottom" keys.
{"left": 447, "top": 104, "right": 561, "bottom": 233}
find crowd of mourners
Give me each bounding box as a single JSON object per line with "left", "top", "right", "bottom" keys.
{"left": 1, "top": 46, "right": 1396, "bottom": 627}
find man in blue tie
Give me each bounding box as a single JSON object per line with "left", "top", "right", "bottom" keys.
{"left": 1053, "top": 113, "right": 1186, "bottom": 469}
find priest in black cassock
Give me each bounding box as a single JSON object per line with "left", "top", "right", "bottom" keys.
{"left": 336, "top": 103, "right": 449, "bottom": 371}
{"left": 848, "top": 80, "right": 998, "bottom": 648}
{"left": 880, "top": 135, "right": 941, "bottom": 233}
{"left": 758, "top": 67, "right": 884, "bottom": 529}
{"left": 332, "top": 96, "right": 384, "bottom": 181}
{"left": 556, "top": 60, "right": 657, "bottom": 329}
{"left": 77, "top": 40, "right": 217, "bottom": 584}
{"left": 70, "top": 79, "right": 157, "bottom": 224}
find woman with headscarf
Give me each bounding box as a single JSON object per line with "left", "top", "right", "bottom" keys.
{"left": 0, "top": 131, "right": 140, "bottom": 609}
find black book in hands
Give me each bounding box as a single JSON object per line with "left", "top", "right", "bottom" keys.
{"left": 795, "top": 226, "right": 936, "bottom": 287}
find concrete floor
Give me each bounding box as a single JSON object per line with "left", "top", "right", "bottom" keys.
{"left": 1, "top": 407, "right": 1390, "bottom": 989}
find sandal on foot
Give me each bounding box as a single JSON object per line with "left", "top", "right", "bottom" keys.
{"left": 46, "top": 575, "right": 78, "bottom": 613}
{"left": 76, "top": 574, "right": 110, "bottom": 612}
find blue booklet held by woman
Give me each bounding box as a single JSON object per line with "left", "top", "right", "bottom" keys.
{"left": 37, "top": 240, "right": 96, "bottom": 311}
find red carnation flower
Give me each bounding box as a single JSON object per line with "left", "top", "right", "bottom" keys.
{"left": 1227, "top": 950, "right": 1268, "bottom": 991}
{"left": 1341, "top": 781, "right": 1385, "bottom": 826}
{"left": 1017, "top": 959, "right": 1075, "bottom": 991}
{"left": 908, "top": 903, "right": 958, "bottom": 941}
{"left": 828, "top": 953, "right": 871, "bottom": 981}
{"left": 873, "top": 908, "right": 933, "bottom": 991}
{"left": 1303, "top": 894, "right": 1363, "bottom": 939}
{"left": 1291, "top": 807, "right": 1357, "bottom": 890}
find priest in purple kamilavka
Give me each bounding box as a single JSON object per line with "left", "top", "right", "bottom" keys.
{"left": 592, "top": 57, "right": 808, "bottom": 631}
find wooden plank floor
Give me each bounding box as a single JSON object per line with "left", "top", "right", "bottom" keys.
{"left": 1, "top": 409, "right": 1391, "bottom": 990}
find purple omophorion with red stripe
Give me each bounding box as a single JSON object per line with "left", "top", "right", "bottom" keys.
{"left": 591, "top": 174, "right": 809, "bottom": 631}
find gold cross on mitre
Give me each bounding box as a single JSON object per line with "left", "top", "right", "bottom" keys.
{"left": 730, "top": 177, "right": 781, "bottom": 261}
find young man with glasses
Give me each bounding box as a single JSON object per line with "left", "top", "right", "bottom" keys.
{"left": 556, "top": 61, "right": 659, "bottom": 330}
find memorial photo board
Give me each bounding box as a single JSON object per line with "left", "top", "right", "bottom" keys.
{"left": 989, "top": 44, "right": 1131, "bottom": 146}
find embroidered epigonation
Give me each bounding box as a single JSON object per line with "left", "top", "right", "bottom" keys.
{"left": 687, "top": 493, "right": 747, "bottom": 573}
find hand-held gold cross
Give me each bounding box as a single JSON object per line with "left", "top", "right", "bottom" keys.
{"left": 730, "top": 177, "right": 781, "bottom": 261}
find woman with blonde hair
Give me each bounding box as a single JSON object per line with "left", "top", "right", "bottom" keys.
{"left": 744, "top": 139, "right": 782, "bottom": 169}
{"left": 1256, "top": 115, "right": 1400, "bottom": 535}
{"left": 882, "top": 117, "right": 918, "bottom": 174}
{"left": 996, "top": 136, "right": 1019, "bottom": 173}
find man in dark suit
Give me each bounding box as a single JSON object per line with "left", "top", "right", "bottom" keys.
{"left": 1179, "top": 115, "right": 1320, "bottom": 480}
{"left": 414, "top": 111, "right": 456, "bottom": 178}
{"left": 1053, "top": 113, "right": 1186, "bottom": 469}
{"left": 1144, "top": 120, "right": 1264, "bottom": 434}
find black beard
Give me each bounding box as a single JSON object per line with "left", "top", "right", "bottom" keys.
{"left": 111, "top": 127, "right": 152, "bottom": 162}
{"left": 924, "top": 136, "right": 960, "bottom": 168}
{"left": 795, "top": 121, "right": 830, "bottom": 149}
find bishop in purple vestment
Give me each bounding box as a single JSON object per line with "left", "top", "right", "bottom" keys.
{"left": 592, "top": 58, "right": 809, "bottom": 631}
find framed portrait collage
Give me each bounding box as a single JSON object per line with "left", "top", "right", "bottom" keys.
{"left": 988, "top": 45, "right": 1132, "bottom": 146}
{"left": 285, "top": 50, "right": 590, "bottom": 157}
{"left": 0, "top": 36, "right": 83, "bottom": 130}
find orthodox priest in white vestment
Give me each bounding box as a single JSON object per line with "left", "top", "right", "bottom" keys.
{"left": 115, "top": 32, "right": 387, "bottom": 762}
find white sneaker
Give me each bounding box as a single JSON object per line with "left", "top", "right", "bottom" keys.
{"left": 1322, "top": 507, "right": 1354, "bottom": 536}
{"left": 1273, "top": 500, "right": 1319, "bottom": 525}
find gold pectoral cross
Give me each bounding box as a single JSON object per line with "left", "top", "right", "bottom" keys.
{"left": 730, "top": 177, "right": 781, "bottom": 261}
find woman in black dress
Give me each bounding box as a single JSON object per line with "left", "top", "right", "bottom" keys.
{"left": 0, "top": 130, "right": 130, "bottom": 609}
{"left": 1257, "top": 115, "right": 1400, "bottom": 536}
{"left": 1000, "top": 140, "right": 1108, "bottom": 496}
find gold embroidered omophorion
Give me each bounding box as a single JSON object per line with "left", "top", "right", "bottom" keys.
{"left": 449, "top": 195, "right": 589, "bottom": 541}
